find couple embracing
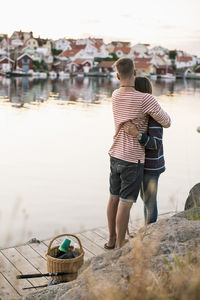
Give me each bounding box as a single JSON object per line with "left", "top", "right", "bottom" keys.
{"left": 105, "top": 58, "right": 171, "bottom": 249}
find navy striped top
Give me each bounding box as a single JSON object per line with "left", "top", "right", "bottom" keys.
{"left": 139, "top": 116, "right": 165, "bottom": 175}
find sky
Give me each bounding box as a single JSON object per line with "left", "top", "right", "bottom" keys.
{"left": 1, "top": 0, "right": 200, "bottom": 56}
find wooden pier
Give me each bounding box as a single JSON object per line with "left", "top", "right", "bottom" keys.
{"left": 0, "top": 212, "right": 175, "bottom": 299}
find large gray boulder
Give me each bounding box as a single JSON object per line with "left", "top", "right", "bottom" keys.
{"left": 184, "top": 183, "right": 200, "bottom": 210}
{"left": 22, "top": 216, "right": 200, "bottom": 300}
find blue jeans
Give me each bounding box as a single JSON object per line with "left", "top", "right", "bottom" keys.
{"left": 140, "top": 173, "right": 160, "bottom": 225}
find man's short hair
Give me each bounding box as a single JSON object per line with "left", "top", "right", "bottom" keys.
{"left": 115, "top": 58, "right": 134, "bottom": 79}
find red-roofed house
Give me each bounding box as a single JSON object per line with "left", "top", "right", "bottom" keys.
{"left": 70, "top": 59, "right": 92, "bottom": 73}
{"left": 133, "top": 57, "right": 156, "bottom": 75}
{"left": 113, "top": 47, "right": 131, "bottom": 58}
{"left": 16, "top": 53, "right": 34, "bottom": 72}
{"left": 0, "top": 56, "right": 14, "bottom": 72}
{"left": 98, "top": 61, "right": 116, "bottom": 73}
{"left": 175, "top": 55, "right": 196, "bottom": 69}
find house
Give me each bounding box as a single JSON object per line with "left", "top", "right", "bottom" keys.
{"left": 59, "top": 40, "right": 106, "bottom": 63}
{"left": 11, "top": 39, "right": 24, "bottom": 48}
{"left": 11, "top": 31, "right": 32, "bottom": 41}
{"left": 156, "top": 65, "right": 175, "bottom": 76}
{"left": 133, "top": 58, "right": 156, "bottom": 75}
{"left": 25, "top": 38, "right": 39, "bottom": 49}
{"left": 16, "top": 53, "right": 34, "bottom": 71}
{"left": 106, "top": 41, "right": 131, "bottom": 53}
{"left": 0, "top": 56, "right": 14, "bottom": 72}
{"left": 54, "top": 39, "right": 72, "bottom": 51}
{"left": 175, "top": 55, "right": 196, "bottom": 69}
{"left": 195, "top": 65, "right": 200, "bottom": 73}
{"left": 98, "top": 61, "right": 116, "bottom": 73}
{"left": 131, "top": 43, "right": 150, "bottom": 57}
{"left": 149, "top": 46, "right": 168, "bottom": 56}
{"left": 59, "top": 45, "right": 86, "bottom": 60}
{"left": 52, "top": 60, "right": 70, "bottom": 72}
{"left": 113, "top": 47, "right": 131, "bottom": 58}
{"left": 70, "top": 59, "right": 92, "bottom": 73}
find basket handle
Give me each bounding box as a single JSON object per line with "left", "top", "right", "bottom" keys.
{"left": 47, "top": 234, "right": 83, "bottom": 255}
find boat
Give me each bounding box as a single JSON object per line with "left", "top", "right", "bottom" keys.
{"left": 39, "top": 72, "right": 47, "bottom": 79}
{"left": 77, "top": 73, "right": 84, "bottom": 78}
{"left": 49, "top": 71, "right": 57, "bottom": 79}
{"left": 149, "top": 73, "right": 157, "bottom": 80}
{"left": 6, "top": 71, "right": 31, "bottom": 77}
{"left": 59, "top": 71, "right": 70, "bottom": 79}
{"left": 160, "top": 73, "right": 176, "bottom": 80}
{"left": 32, "top": 72, "right": 47, "bottom": 79}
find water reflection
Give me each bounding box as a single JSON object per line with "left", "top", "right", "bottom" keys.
{"left": 0, "top": 76, "right": 200, "bottom": 106}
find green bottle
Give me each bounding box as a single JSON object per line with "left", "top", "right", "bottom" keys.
{"left": 56, "top": 238, "right": 71, "bottom": 258}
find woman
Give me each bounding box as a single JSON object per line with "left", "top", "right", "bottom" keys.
{"left": 124, "top": 77, "right": 165, "bottom": 225}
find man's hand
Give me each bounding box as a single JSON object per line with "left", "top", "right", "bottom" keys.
{"left": 123, "top": 121, "right": 139, "bottom": 137}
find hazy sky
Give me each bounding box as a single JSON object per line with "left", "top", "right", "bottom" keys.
{"left": 1, "top": 0, "right": 200, "bottom": 55}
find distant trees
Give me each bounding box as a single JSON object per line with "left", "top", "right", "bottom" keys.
{"left": 169, "top": 50, "right": 177, "bottom": 70}
{"left": 33, "top": 60, "right": 48, "bottom": 71}
{"left": 94, "top": 52, "right": 119, "bottom": 64}
{"left": 51, "top": 48, "right": 62, "bottom": 56}
{"left": 169, "top": 50, "right": 177, "bottom": 60}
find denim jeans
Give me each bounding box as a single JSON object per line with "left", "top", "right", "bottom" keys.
{"left": 140, "top": 173, "right": 160, "bottom": 225}
{"left": 110, "top": 156, "right": 144, "bottom": 202}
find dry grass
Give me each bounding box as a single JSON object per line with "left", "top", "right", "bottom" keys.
{"left": 85, "top": 235, "right": 200, "bottom": 300}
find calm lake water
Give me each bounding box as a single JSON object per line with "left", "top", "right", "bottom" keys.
{"left": 0, "top": 76, "right": 200, "bottom": 247}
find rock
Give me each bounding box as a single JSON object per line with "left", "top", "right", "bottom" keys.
{"left": 197, "top": 126, "right": 200, "bottom": 133}
{"left": 173, "top": 207, "right": 200, "bottom": 220}
{"left": 22, "top": 216, "right": 200, "bottom": 300}
{"left": 184, "top": 183, "right": 200, "bottom": 210}
{"left": 27, "top": 238, "right": 41, "bottom": 244}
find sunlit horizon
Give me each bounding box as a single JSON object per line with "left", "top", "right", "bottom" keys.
{"left": 1, "top": 0, "right": 200, "bottom": 56}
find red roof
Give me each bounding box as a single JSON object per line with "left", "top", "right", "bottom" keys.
{"left": 72, "top": 59, "right": 90, "bottom": 65}
{"left": 59, "top": 45, "right": 85, "bottom": 58}
{"left": 176, "top": 56, "right": 193, "bottom": 62}
{"left": 98, "top": 61, "right": 116, "bottom": 68}
{"left": 114, "top": 47, "right": 131, "bottom": 54}
{"left": 134, "top": 62, "right": 152, "bottom": 68}
{"left": 134, "top": 57, "right": 152, "bottom": 63}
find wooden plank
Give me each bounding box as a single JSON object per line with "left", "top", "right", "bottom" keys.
{"left": 94, "top": 227, "right": 109, "bottom": 240}
{"left": 0, "top": 251, "right": 32, "bottom": 294}
{"left": 0, "top": 273, "right": 20, "bottom": 300}
{"left": 76, "top": 233, "right": 104, "bottom": 256}
{"left": 16, "top": 245, "right": 47, "bottom": 274}
{"left": 82, "top": 230, "right": 107, "bottom": 249}
{"left": 1, "top": 248, "right": 48, "bottom": 287}
{"left": 29, "top": 242, "right": 48, "bottom": 259}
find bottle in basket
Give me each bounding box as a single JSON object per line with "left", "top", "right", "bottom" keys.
{"left": 56, "top": 238, "right": 71, "bottom": 258}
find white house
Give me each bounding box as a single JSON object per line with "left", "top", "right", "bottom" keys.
{"left": 25, "top": 38, "right": 39, "bottom": 49}
{"left": 130, "top": 43, "right": 150, "bottom": 57}
{"left": 54, "top": 39, "right": 72, "bottom": 51}
{"left": 149, "top": 46, "right": 168, "bottom": 56}
{"left": 11, "top": 39, "right": 24, "bottom": 48}
{"left": 175, "top": 51, "right": 197, "bottom": 69}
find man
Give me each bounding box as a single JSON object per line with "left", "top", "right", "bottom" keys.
{"left": 106, "top": 58, "right": 171, "bottom": 249}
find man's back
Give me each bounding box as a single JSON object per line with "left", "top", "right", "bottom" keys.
{"left": 109, "top": 89, "right": 171, "bottom": 164}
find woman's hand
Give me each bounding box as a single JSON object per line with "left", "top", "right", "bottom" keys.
{"left": 123, "top": 121, "right": 139, "bottom": 137}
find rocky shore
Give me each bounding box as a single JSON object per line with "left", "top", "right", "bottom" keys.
{"left": 22, "top": 184, "right": 200, "bottom": 300}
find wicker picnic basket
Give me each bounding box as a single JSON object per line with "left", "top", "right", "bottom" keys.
{"left": 46, "top": 234, "right": 84, "bottom": 282}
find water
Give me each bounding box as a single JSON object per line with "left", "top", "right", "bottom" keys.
{"left": 0, "top": 76, "right": 200, "bottom": 247}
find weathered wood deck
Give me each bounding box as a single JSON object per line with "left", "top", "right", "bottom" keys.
{"left": 0, "top": 212, "right": 175, "bottom": 300}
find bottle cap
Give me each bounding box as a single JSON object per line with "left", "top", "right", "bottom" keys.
{"left": 59, "top": 238, "right": 71, "bottom": 252}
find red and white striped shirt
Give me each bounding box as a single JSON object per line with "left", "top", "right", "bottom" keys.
{"left": 109, "top": 89, "right": 171, "bottom": 163}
